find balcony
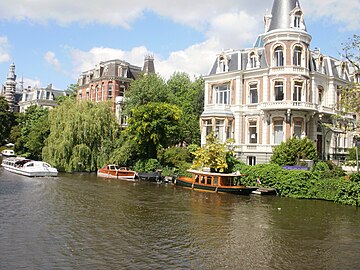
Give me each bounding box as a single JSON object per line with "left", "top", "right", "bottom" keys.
{"left": 269, "top": 66, "right": 309, "bottom": 77}
{"left": 260, "top": 100, "right": 317, "bottom": 111}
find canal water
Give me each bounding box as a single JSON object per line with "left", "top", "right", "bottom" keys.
{"left": 1, "top": 166, "right": 360, "bottom": 270}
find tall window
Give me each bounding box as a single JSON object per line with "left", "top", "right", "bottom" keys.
{"left": 204, "top": 120, "right": 212, "bottom": 136}
{"left": 294, "top": 121, "right": 302, "bottom": 138}
{"left": 95, "top": 85, "right": 99, "bottom": 101}
{"left": 355, "top": 73, "right": 360, "bottom": 83}
{"left": 226, "top": 120, "right": 233, "bottom": 139}
{"left": 274, "top": 120, "right": 284, "bottom": 144}
{"left": 249, "top": 121, "right": 257, "bottom": 144}
{"left": 214, "top": 84, "right": 230, "bottom": 105}
{"left": 274, "top": 46, "right": 284, "bottom": 67}
{"left": 119, "top": 86, "right": 125, "bottom": 97}
{"left": 275, "top": 81, "right": 284, "bottom": 101}
{"left": 318, "top": 87, "right": 323, "bottom": 104}
{"left": 101, "top": 83, "right": 104, "bottom": 101}
{"left": 108, "top": 82, "right": 113, "bottom": 100}
{"left": 293, "top": 46, "right": 302, "bottom": 66}
{"left": 215, "top": 120, "right": 224, "bottom": 142}
{"left": 293, "top": 82, "right": 302, "bottom": 101}
{"left": 249, "top": 84, "right": 258, "bottom": 104}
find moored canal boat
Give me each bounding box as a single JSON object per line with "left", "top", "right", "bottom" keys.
{"left": 1, "top": 157, "right": 58, "bottom": 177}
{"left": 174, "top": 169, "right": 257, "bottom": 195}
{"left": 97, "top": 164, "right": 138, "bottom": 181}
{"left": 1, "top": 149, "right": 15, "bottom": 157}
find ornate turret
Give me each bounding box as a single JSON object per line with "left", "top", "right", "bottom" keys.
{"left": 267, "top": 0, "right": 306, "bottom": 32}
{"left": 4, "top": 62, "right": 17, "bottom": 111}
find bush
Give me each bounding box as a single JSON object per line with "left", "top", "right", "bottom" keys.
{"left": 134, "top": 159, "right": 161, "bottom": 172}
{"left": 270, "top": 137, "right": 317, "bottom": 166}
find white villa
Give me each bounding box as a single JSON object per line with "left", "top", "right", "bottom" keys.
{"left": 201, "top": 0, "right": 359, "bottom": 165}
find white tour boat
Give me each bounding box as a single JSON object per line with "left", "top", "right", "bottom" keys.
{"left": 1, "top": 157, "right": 58, "bottom": 177}
{"left": 1, "top": 149, "right": 15, "bottom": 157}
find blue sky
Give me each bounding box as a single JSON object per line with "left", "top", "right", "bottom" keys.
{"left": 0, "top": 0, "right": 359, "bottom": 90}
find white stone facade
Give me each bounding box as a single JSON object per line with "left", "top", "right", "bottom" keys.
{"left": 201, "top": 0, "right": 358, "bottom": 165}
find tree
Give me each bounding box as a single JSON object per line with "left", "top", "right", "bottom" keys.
{"left": 14, "top": 105, "right": 49, "bottom": 159}
{"left": 125, "top": 102, "right": 182, "bottom": 159}
{"left": 167, "top": 72, "right": 204, "bottom": 145}
{"left": 124, "top": 73, "right": 173, "bottom": 113}
{"left": 0, "top": 96, "right": 15, "bottom": 144}
{"left": 43, "top": 99, "right": 119, "bottom": 172}
{"left": 270, "top": 137, "right": 318, "bottom": 166}
{"left": 191, "top": 133, "right": 234, "bottom": 172}
{"left": 340, "top": 34, "right": 360, "bottom": 114}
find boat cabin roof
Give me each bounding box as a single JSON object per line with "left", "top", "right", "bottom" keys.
{"left": 187, "top": 169, "right": 242, "bottom": 177}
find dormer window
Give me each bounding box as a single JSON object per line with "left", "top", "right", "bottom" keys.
{"left": 217, "top": 55, "right": 229, "bottom": 73}
{"left": 248, "top": 52, "right": 258, "bottom": 69}
{"left": 290, "top": 8, "right": 304, "bottom": 30}
{"left": 274, "top": 46, "right": 284, "bottom": 67}
{"left": 294, "top": 12, "right": 302, "bottom": 28}
{"left": 318, "top": 56, "right": 324, "bottom": 73}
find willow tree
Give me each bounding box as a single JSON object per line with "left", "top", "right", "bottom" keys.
{"left": 42, "top": 99, "right": 119, "bottom": 172}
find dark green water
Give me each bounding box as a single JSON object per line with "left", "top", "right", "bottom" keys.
{"left": 0, "top": 166, "right": 360, "bottom": 269}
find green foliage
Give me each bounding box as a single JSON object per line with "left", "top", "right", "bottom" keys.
{"left": 157, "top": 146, "right": 192, "bottom": 171}
{"left": 349, "top": 173, "right": 360, "bottom": 183}
{"left": 191, "top": 133, "right": 232, "bottom": 172}
{"left": 14, "top": 105, "right": 49, "bottom": 159}
{"left": 0, "top": 96, "right": 15, "bottom": 144}
{"left": 43, "top": 99, "right": 119, "bottom": 172}
{"left": 270, "top": 137, "right": 318, "bottom": 166}
{"left": 167, "top": 73, "right": 204, "bottom": 145}
{"left": 125, "top": 102, "right": 182, "bottom": 159}
{"left": 124, "top": 73, "right": 173, "bottom": 113}
{"left": 340, "top": 34, "right": 360, "bottom": 114}
{"left": 133, "top": 159, "right": 161, "bottom": 173}
{"left": 235, "top": 162, "right": 360, "bottom": 206}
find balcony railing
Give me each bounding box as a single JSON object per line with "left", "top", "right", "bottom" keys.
{"left": 260, "top": 100, "right": 317, "bottom": 111}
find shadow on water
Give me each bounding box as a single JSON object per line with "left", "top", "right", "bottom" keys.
{"left": 0, "top": 169, "right": 359, "bottom": 269}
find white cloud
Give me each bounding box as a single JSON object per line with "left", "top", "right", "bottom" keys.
{"left": 0, "top": 0, "right": 358, "bottom": 32}
{"left": 21, "top": 77, "right": 42, "bottom": 89}
{"left": 0, "top": 36, "right": 11, "bottom": 63}
{"left": 44, "top": 51, "right": 62, "bottom": 71}
{"left": 301, "top": 0, "right": 360, "bottom": 31}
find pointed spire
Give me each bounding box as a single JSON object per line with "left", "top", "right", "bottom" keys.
{"left": 268, "top": 0, "right": 306, "bottom": 32}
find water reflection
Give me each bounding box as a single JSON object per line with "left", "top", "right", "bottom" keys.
{"left": 0, "top": 168, "right": 360, "bottom": 269}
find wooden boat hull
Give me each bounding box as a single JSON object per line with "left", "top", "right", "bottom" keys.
{"left": 97, "top": 166, "right": 138, "bottom": 181}
{"left": 174, "top": 176, "right": 257, "bottom": 195}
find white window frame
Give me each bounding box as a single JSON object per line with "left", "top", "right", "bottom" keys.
{"left": 214, "top": 84, "right": 230, "bottom": 105}
{"left": 274, "top": 81, "right": 284, "bottom": 101}
{"left": 274, "top": 46, "right": 284, "bottom": 67}
{"left": 249, "top": 121, "right": 257, "bottom": 144}
{"left": 293, "top": 46, "right": 302, "bottom": 66}
{"left": 293, "top": 82, "right": 302, "bottom": 102}
{"left": 274, "top": 120, "right": 284, "bottom": 145}
{"left": 249, "top": 83, "right": 258, "bottom": 104}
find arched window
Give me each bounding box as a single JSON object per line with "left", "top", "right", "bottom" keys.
{"left": 108, "top": 82, "right": 113, "bottom": 100}
{"left": 274, "top": 81, "right": 284, "bottom": 101}
{"left": 293, "top": 46, "right": 302, "bottom": 66}
{"left": 274, "top": 46, "right": 284, "bottom": 67}
{"left": 293, "top": 82, "right": 302, "bottom": 101}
